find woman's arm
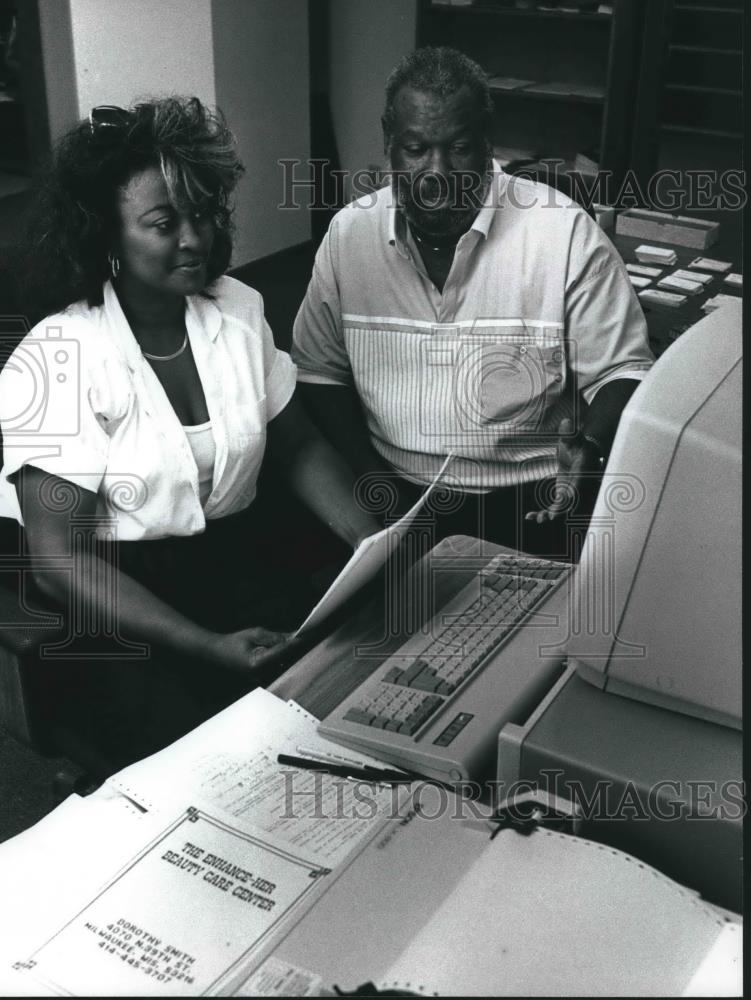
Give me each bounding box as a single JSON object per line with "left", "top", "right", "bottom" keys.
{"left": 16, "top": 466, "right": 286, "bottom": 674}
{"left": 265, "top": 392, "right": 381, "bottom": 548}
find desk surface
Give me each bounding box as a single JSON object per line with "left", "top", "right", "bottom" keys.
{"left": 611, "top": 230, "right": 742, "bottom": 358}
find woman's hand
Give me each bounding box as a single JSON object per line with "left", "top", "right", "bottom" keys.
{"left": 207, "top": 627, "right": 294, "bottom": 676}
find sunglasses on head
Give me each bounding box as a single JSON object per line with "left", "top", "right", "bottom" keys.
{"left": 88, "top": 105, "right": 131, "bottom": 136}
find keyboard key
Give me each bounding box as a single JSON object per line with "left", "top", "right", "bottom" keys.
{"left": 400, "top": 659, "right": 430, "bottom": 686}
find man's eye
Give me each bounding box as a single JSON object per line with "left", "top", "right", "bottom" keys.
{"left": 451, "top": 143, "right": 471, "bottom": 154}
{"left": 403, "top": 145, "right": 424, "bottom": 156}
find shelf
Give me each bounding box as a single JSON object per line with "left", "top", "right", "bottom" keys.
{"left": 662, "top": 124, "right": 742, "bottom": 140}
{"left": 668, "top": 44, "right": 742, "bottom": 55}
{"left": 665, "top": 83, "right": 741, "bottom": 97}
{"left": 427, "top": 3, "right": 612, "bottom": 21}
{"left": 672, "top": 3, "right": 742, "bottom": 12}
{"left": 490, "top": 82, "right": 605, "bottom": 104}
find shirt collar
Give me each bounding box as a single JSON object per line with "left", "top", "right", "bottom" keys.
{"left": 102, "top": 280, "right": 222, "bottom": 369}
{"left": 388, "top": 159, "right": 505, "bottom": 254}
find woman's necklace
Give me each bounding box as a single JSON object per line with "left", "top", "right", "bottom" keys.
{"left": 141, "top": 332, "right": 189, "bottom": 362}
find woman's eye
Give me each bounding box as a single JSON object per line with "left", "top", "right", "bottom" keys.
{"left": 451, "top": 144, "right": 470, "bottom": 155}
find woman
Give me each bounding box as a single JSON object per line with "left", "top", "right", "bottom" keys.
{"left": 0, "top": 97, "right": 378, "bottom": 767}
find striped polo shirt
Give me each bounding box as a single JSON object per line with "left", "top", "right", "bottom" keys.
{"left": 292, "top": 164, "right": 653, "bottom": 491}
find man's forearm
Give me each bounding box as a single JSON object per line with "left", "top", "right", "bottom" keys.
{"left": 582, "top": 379, "right": 641, "bottom": 460}
{"left": 297, "top": 383, "right": 390, "bottom": 478}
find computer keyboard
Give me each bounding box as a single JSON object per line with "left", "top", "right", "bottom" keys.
{"left": 319, "top": 551, "right": 573, "bottom": 783}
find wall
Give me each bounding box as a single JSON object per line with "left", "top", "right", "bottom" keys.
{"left": 43, "top": 0, "right": 310, "bottom": 266}
{"left": 211, "top": 0, "right": 311, "bottom": 264}
{"left": 67, "top": 0, "right": 216, "bottom": 114}
{"left": 34, "top": 0, "right": 78, "bottom": 146}
{"left": 329, "top": 0, "right": 418, "bottom": 194}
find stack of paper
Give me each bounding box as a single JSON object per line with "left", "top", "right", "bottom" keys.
{"left": 635, "top": 244, "right": 678, "bottom": 266}
{"left": 702, "top": 294, "right": 741, "bottom": 314}
{"left": 673, "top": 268, "right": 712, "bottom": 287}
{"left": 657, "top": 275, "right": 704, "bottom": 296}
{"left": 626, "top": 262, "right": 663, "bottom": 279}
{"left": 629, "top": 274, "right": 652, "bottom": 289}
{"left": 0, "top": 690, "right": 411, "bottom": 997}
{"left": 639, "top": 288, "right": 688, "bottom": 309}
{"left": 688, "top": 256, "right": 732, "bottom": 274}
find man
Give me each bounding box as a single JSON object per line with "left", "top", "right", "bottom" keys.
{"left": 292, "top": 47, "right": 654, "bottom": 557}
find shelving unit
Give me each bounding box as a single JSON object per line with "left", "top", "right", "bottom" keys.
{"left": 660, "top": 1, "right": 742, "bottom": 141}
{"left": 416, "top": 0, "right": 649, "bottom": 189}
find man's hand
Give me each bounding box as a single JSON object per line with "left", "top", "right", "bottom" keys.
{"left": 525, "top": 418, "right": 603, "bottom": 523}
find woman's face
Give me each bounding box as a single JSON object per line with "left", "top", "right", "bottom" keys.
{"left": 114, "top": 165, "right": 215, "bottom": 299}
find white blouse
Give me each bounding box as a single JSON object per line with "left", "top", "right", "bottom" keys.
{"left": 0, "top": 276, "right": 296, "bottom": 540}
{"left": 183, "top": 420, "right": 215, "bottom": 507}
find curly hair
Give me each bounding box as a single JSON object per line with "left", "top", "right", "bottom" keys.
{"left": 19, "top": 96, "right": 244, "bottom": 322}
{"left": 382, "top": 47, "right": 493, "bottom": 146}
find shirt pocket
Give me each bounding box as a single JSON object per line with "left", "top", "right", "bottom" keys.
{"left": 467, "top": 332, "right": 565, "bottom": 431}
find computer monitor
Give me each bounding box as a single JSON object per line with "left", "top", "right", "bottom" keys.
{"left": 567, "top": 299, "right": 741, "bottom": 729}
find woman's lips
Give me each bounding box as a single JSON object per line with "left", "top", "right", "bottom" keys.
{"left": 173, "top": 259, "right": 205, "bottom": 271}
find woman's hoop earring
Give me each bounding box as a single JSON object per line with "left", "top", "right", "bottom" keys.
{"left": 108, "top": 252, "right": 120, "bottom": 279}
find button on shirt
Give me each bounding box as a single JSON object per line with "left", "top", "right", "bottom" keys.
{"left": 292, "top": 163, "right": 654, "bottom": 490}
{"left": 0, "top": 276, "right": 296, "bottom": 540}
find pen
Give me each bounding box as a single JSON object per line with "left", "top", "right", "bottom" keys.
{"left": 277, "top": 753, "right": 416, "bottom": 784}
{"left": 296, "top": 745, "right": 400, "bottom": 772}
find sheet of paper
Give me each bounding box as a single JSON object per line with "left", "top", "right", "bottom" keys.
{"left": 295, "top": 454, "right": 454, "bottom": 636}
{"left": 375, "top": 827, "right": 739, "bottom": 997}
{"left": 108, "top": 690, "right": 399, "bottom": 867}
{"left": 232, "top": 955, "right": 323, "bottom": 997}
{"left": 156, "top": 750, "right": 405, "bottom": 867}
{"left": 0, "top": 791, "right": 154, "bottom": 994}
{"left": 23, "top": 807, "right": 333, "bottom": 998}
{"left": 109, "top": 689, "right": 316, "bottom": 811}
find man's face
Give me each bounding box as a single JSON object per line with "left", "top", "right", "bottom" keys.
{"left": 387, "top": 84, "right": 491, "bottom": 239}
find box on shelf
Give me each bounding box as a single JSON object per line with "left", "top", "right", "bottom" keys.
{"left": 616, "top": 209, "right": 719, "bottom": 250}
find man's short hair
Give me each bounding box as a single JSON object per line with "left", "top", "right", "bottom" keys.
{"left": 382, "top": 46, "right": 493, "bottom": 143}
